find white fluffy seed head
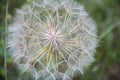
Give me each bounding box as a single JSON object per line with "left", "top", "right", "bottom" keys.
{"left": 8, "top": 0, "right": 98, "bottom": 80}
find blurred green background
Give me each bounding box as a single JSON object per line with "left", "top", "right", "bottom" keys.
{"left": 0, "top": 0, "right": 120, "bottom": 80}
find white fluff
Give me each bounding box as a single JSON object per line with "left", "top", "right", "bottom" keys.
{"left": 8, "top": 0, "right": 98, "bottom": 79}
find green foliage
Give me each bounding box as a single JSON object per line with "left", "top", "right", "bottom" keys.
{"left": 77, "top": 0, "right": 120, "bottom": 80}
{"left": 0, "top": 0, "right": 120, "bottom": 80}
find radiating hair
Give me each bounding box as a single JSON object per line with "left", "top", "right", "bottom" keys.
{"left": 8, "top": 0, "right": 98, "bottom": 80}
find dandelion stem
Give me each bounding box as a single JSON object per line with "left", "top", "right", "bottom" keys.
{"left": 4, "top": 0, "right": 8, "bottom": 80}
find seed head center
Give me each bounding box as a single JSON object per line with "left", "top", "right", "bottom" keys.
{"left": 44, "top": 29, "right": 63, "bottom": 49}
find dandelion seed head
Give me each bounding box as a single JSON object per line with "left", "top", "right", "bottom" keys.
{"left": 8, "top": 0, "right": 98, "bottom": 79}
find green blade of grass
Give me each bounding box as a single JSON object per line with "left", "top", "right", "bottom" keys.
{"left": 100, "top": 21, "right": 120, "bottom": 39}
{"left": 4, "top": 0, "right": 9, "bottom": 80}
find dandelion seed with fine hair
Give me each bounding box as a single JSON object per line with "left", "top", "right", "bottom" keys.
{"left": 8, "top": 0, "right": 98, "bottom": 80}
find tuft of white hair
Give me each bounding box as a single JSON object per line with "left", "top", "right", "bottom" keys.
{"left": 8, "top": 0, "right": 98, "bottom": 80}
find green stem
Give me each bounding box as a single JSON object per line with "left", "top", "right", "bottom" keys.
{"left": 4, "top": 0, "right": 8, "bottom": 80}
{"left": 100, "top": 21, "right": 120, "bottom": 40}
